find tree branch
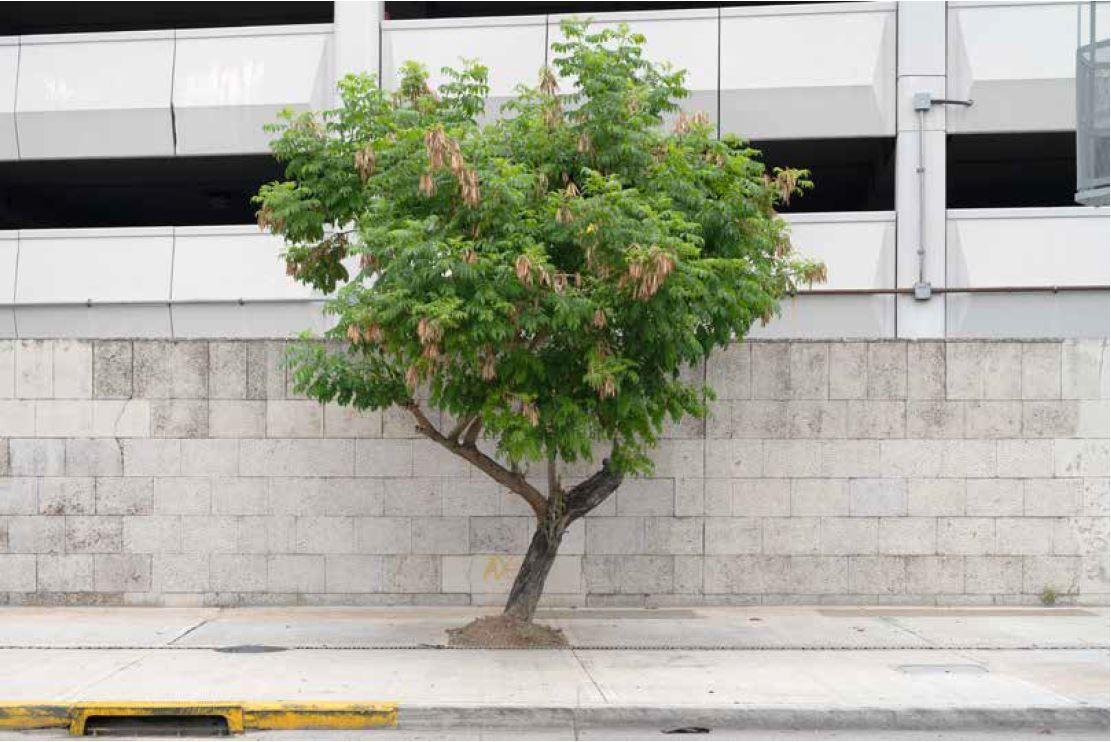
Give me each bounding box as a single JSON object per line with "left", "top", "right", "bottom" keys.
{"left": 547, "top": 455, "right": 562, "bottom": 498}
{"left": 564, "top": 458, "right": 624, "bottom": 523}
{"left": 405, "top": 402, "right": 548, "bottom": 519}
{"left": 447, "top": 414, "right": 477, "bottom": 443}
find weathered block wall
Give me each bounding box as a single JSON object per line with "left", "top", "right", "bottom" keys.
{"left": 0, "top": 339, "right": 1107, "bottom": 607}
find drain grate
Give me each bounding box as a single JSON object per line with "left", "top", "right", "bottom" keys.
{"left": 83, "top": 714, "right": 229, "bottom": 737}
{"left": 536, "top": 609, "right": 699, "bottom": 620}
{"left": 213, "top": 645, "right": 287, "bottom": 654}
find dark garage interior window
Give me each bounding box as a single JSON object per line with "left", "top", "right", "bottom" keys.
{"left": 0, "top": 2, "right": 332, "bottom": 35}
{"left": 947, "top": 132, "right": 1078, "bottom": 209}
{"left": 0, "top": 156, "right": 282, "bottom": 229}
{"left": 750, "top": 137, "right": 896, "bottom": 213}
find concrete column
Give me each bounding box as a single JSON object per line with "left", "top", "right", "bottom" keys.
{"left": 333, "top": 0, "right": 383, "bottom": 94}
{"left": 896, "top": 1, "right": 947, "bottom": 338}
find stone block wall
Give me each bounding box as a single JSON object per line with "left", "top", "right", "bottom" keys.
{"left": 0, "top": 338, "right": 1107, "bottom": 607}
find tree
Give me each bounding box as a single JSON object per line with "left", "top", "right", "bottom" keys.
{"left": 255, "top": 20, "right": 823, "bottom": 627}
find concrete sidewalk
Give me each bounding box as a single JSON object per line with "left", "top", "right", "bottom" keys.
{"left": 0, "top": 606, "right": 1107, "bottom": 735}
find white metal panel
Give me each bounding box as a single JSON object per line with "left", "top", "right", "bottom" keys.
{"left": 15, "top": 305, "right": 171, "bottom": 338}
{"left": 785, "top": 212, "right": 895, "bottom": 291}
{"left": 0, "top": 39, "right": 19, "bottom": 160}
{"left": 171, "top": 302, "right": 329, "bottom": 338}
{"left": 172, "top": 225, "right": 316, "bottom": 301}
{"left": 720, "top": 3, "right": 896, "bottom": 139}
{"left": 382, "top": 15, "right": 546, "bottom": 116}
{"left": 15, "top": 31, "right": 174, "bottom": 158}
{"left": 548, "top": 9, "right": 719, "bottom": 121}
{"left": 947, "top": 207, "right": 1111, "bottom": 287}
{"left": 948, "top": 291, "right": 1109, "bottom": 338}
{"left": 173, "top": 25, "right": 333, "bottom": 155}
{"left": 948, "top": 1, "right": 1110, "bottom": 133}
{"left": 749, "top": 295, "right": 895, "bottom": 339}
{"left": 0, "top": 231, "right": 16, "bottom": 337}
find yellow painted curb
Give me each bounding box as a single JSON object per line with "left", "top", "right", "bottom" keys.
{"left": 0, "top": 701, "right": 398, "bottom": 735}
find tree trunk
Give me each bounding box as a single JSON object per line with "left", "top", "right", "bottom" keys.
{"left": 503, "top": 524, "right": 563, "bottom": 623}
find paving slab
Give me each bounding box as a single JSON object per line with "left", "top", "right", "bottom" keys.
{"left": 0, "top": 607, "right": 215, "bottom": 647}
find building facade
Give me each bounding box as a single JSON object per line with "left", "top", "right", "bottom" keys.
{"left": 0, "top": 1, "right": 1107, "bottom": 606}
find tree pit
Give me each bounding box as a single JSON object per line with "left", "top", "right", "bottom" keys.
{"left": 447, "top": 614, "right": 568, "bottom": 648}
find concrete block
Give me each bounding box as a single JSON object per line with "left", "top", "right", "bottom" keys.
{"left": 673, "top": 554, "right": 703, "bottom": 593}
{"left": 964, "top": 401, "right": 1021, "bottom": 438}
{"left": 617, "top": 555, "right": 674, "bottom": 594}
{"left": 1083, "top": 478, "right": 1109, "bottom": 516}
{"left": 706, "top": 399, "right": 732, "bottom": 439}
{"left": 829, "top": 343, "right": 867, "bottom": 399}
{"left": 0, "top": 401, "right": 35, "bottom": 436}
{"left": 821, "top": 517, "right": 877, "bottom": 555}
{"left": 705, "top": 554, "right": 789, "bottom": 594}
{"left": 383, "top": 555, "right": 439, "bottom": 592}
{"left": 751, "top": 344, "right": 789, "bottom": 399}
{"left": 38, "top": 477, "right": 94, "bottom": 515}
{"left": 947, "top": 343, "right": 1022, "bottom": 400}
{"left": 152, "top": 554, "right": 210, "bottom": 592}
{"left": 995, "top": 517, "right": 1052, "bottom": 555}
{"left": 16, "top": 340, "right": 53, "bottom": 398}
{"left": 209, "top": 401, "right": 266, "bottom": 438}
{"left": 703, "top": 478, "right": 732, "bottom": 515}
{"left": 211, "top": 554, "right": 267, "bottom": 592}
{"left": 0, "top": 438, "right": 7, "bottom": 476}
{"left": 37, "top": 554, "right": 93, "bottom": 592}
{"left": 997, "top": 439, "right": 1053, "bottom": 478}
{"left": 324, "top": 404, "right": 382, "bottom": 438}
{"left": 763, "top": 517, "right": 819, "bottom": 555}
{"left": 1022, "top": 555, "right": 1081, "bottom": 595}
{"left": 212, "top": 477, "right": 267, "bottom": 515}
{"left": 675, "top": 478, "right": 704, "bottom": 517}
{"left": 850, "top": 478, "right": 907, "bottom": 516}
{"left": 133, "top": 341, "right": 172, "bottom": 398}
{"left": 92, "top": 341, "right": 132, "bottom": 399}
{"left": 1024, "top": 478, "right": 1083, "bottom": 516}
{"left": 820, "top": 441, "right": 880, "bottom": 477}
{"left": 34, "top": 400, "right": 94, "bottom": 437}
{"left": 867, "top": 342, "right": 907, "bottom": 399}
{"left": 65, "top": 438, "right": 123, "bottom": 476}
{"left": 123, "top": 516, "right": 182, "bottom": 553}
{"left": 938, "top": 517, "right": 994, "bottom": 555}
{"left": 789, "top": 343, "right": 828, "bottom": 399}
{"left": 705, "top": 517, "right": 761, "bottom": 554}
{"left": 91, "top": 400, "right": 150, "bottom": 437}
{"left": 1079, "top": 552, "right": 1109, "bottom": 595}
{"left": 706, "top": 343, "right": 750, "bottom": 400}
{"left": 151, "top": 400, "right": 208, "bottom": 438}
{"left": 791, "top": 479, "right": 850, "bottom": 516}
{"left": 441, "top": 478, "right": 501, "bottom": 516}
{"left": 382, "top": 406, "right": 421, "bottom": 438}
{"left": 1054, "top": 439, "right": 1109, "bottom": 477}
{"left": 787, "top": 556, "right": 847, "bottom": 594}
{"left": 879, "top": 439, "right": 944, "bottom": 478}
{"left": 906, "top": 556, "right": 963, "bottom": 594}
{"left": 762, "top": 440, "right": 821, "bottom": 477}
{"left": 9, "top": 438, "right": 65, "bottom": 475}
{"left": 705, "top": 439, "right": 762, "bottom": 478}
{"left": 8, "top": 516, "right": 64, "bottom": 552}
{"left": 295, "top": 516, "right": 355, "bottom": 553}
{"left": 383, "top": 478, "right": 441, "bottom": 516}
{"left": 941, "top": 439, "right": 996, "bottom": 478}
{"left": 0, "top": 554, "right": 36, "bottom": 591}
{"left": 267, "top": 554, "right": 325, "bottom": 593}
{"left": 849, "top": 555, "right": 905, "bottom": 594}
{"left": 209, "top": 342, "right": 247, "bottom": 399}
{"left": 964, "top": 556, "right": 1022, "bottom": 594}
{"left": 732, "top": 478, "right": 790, "bottom": 516}
{"left": 907, "top": 342, "right": 945, "bottom": 399}
{"left": 245, "top": 341, "right": 285, "bottom": 400}
{"left": 411, "top": 517, "right": 469, "bottom": 554}
{"left": 847, "top": 400, "right": 906, "bottom": 438}
{"left": 241, "top": 439, "right": 353, "bottom": 477}
{"left": 0, "top": 341, "right": 13, "bottom": 398}
{"left": 648, "top": 440, "right": 704, "bottom": 478}
{"left": 65, "top": 516, "right": 123, "bottom": 553}
{"left": 355, "top": 439, "right": 413, "bottom": 477}
{"left": 1061, "top": 341, "right": 1105, "bottom": 399}
{"left": 965, "top": 479, "right": 1023, "bottom": 516}
{"left": 788, "top": 401, "right": 848, "bottom": 439}
{"left": 267, "top": 400, "right": 323, "bottom": 438}
{"left": 1052, "top": 517, "right": 1109, "bottom": 556}
{"left": 1077, "top": 400, "right": 1110, "bottom": 439}
{"left": 325, "top": 554, "right": 383, "bottom": 592}
{"left": 170, "top": 342, "right": 209, "bottom": 398}
{"left": 238, "top": 515, "right": 295, "bottom": 554}
{"left": 180, "top": 439, "right": 238, "bottom": 476}
{"left": 470, "top": 516, "right": 530, "bottom": 554}
{"left": 95, "top": 477, "right": 153, "bottom": 515}
{"left": 585, "top": 517, "right": 644, "bottom": 555}
{"left": 94, "top": 554, "right": 151, "bottom": 592}
{"left": 616, "top": 479, "right": 675, "bottom": 515}
{"left": 644, "top": 517, "right": 702, "bottom": 555}
{"left": 1021, "top": 344, "right": 1061, "bottom": 399}
{"left": 154, "top": 478, "right": 211, "bottom": 515}
{"left": 732, "top": 401, "right": 790, "bottom": 439}
{"left": 53, "top": 341, "right": 93, "bottom": 399}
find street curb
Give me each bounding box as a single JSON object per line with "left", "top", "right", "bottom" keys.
{"left": 399, "top": 705, "right": 1111, "bottom": 731}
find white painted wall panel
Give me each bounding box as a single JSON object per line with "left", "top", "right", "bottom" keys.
{"left": 720, "top": 3, "right": 896, "bottom": 139}
{"left": 0, "top": 39, "right": 19, "bottom": 160}
{"left": 171, "top": 302, "right": 328, "bottom": 339}
{"left": 15, "top": 31, "right": 174, "bottom": 158}
{"left": 948, "top": 1, "right": 1110, "bottom": 133}
{"left": 785, "top": 213, "right": 895, "bottom": 291}
{"left": 749, "top": 295, "right": 895, "bottom": 339}
{"left": 172, "top": 226, "right": 317, "bottom": 302}
{"left": 173, "top": 25, "right": 333, "bottom": 155}
{"left": 947, "top": 208, "right": 1111, "bottom": 287}
{"left": 948, "top": 291, "right": 1109, "bottom": 338}
{"left": 0, "top": 232, "right": 16, "bottom": 337}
